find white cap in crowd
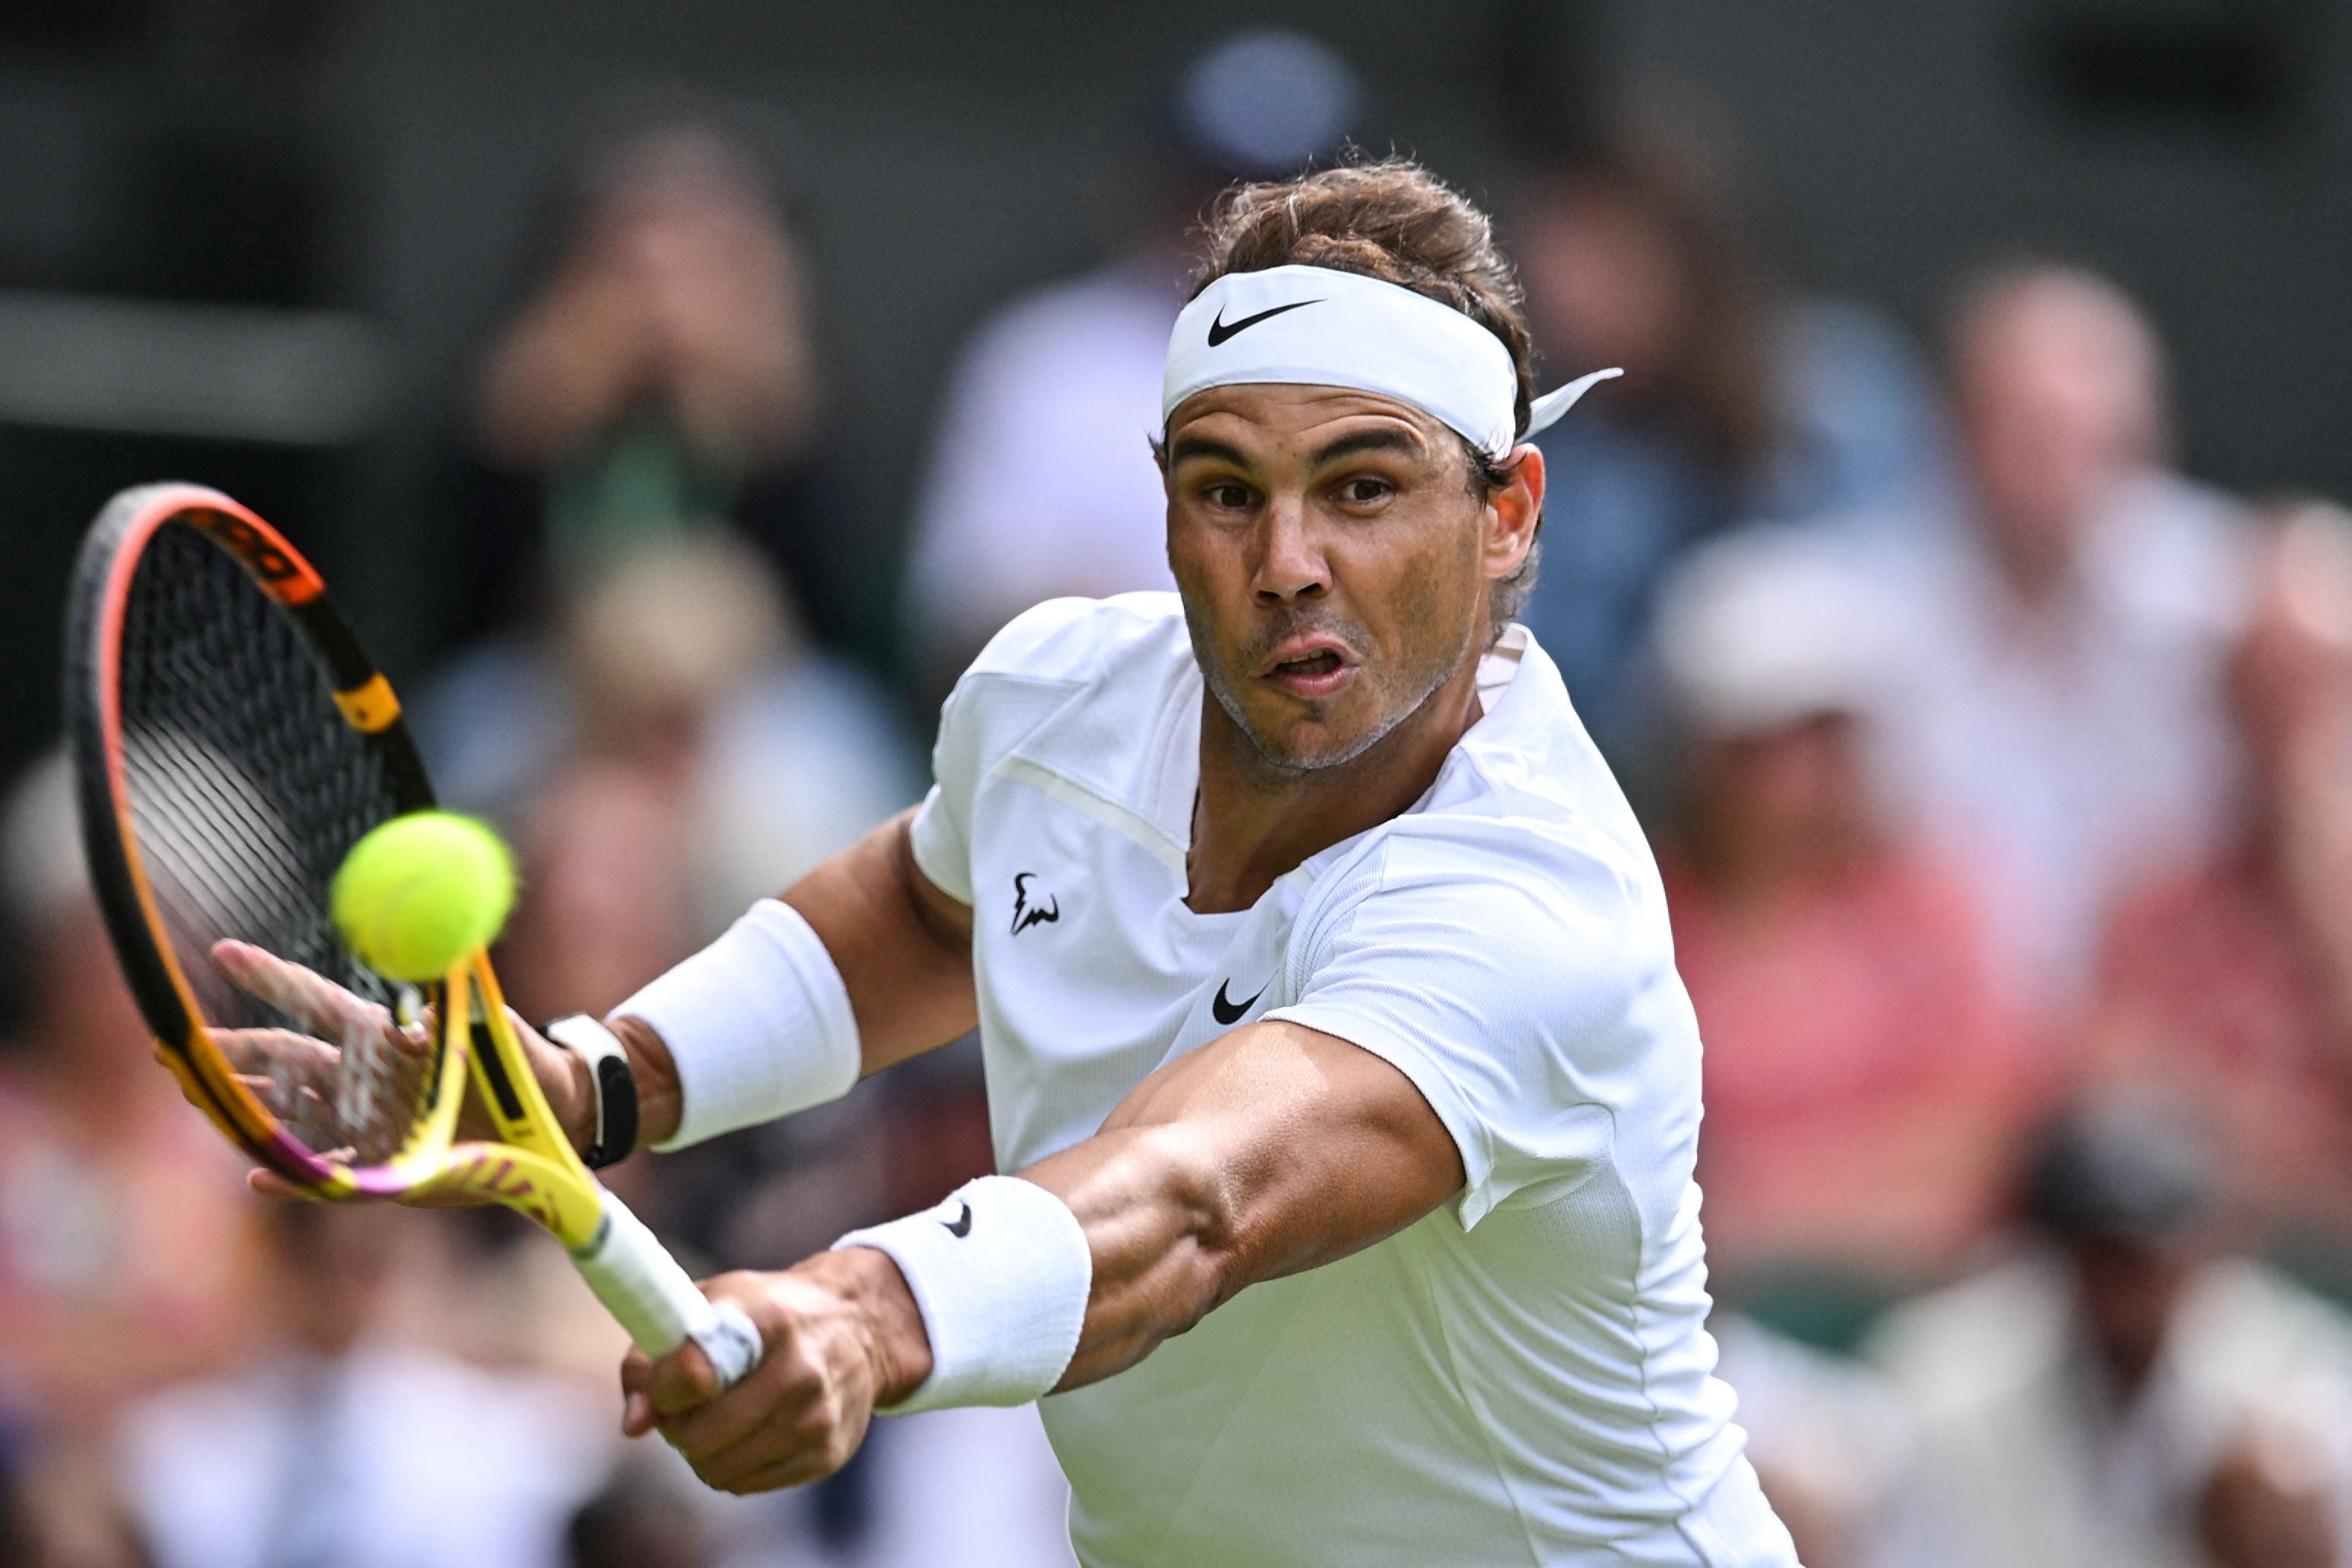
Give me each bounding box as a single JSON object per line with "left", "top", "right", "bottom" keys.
{"left": 1649, "top": 527, "right": 1897, "bottom": 740}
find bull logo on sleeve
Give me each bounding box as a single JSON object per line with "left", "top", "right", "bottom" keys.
{"left": 1010, "top": 872, "right": 1060, "bottom": 936}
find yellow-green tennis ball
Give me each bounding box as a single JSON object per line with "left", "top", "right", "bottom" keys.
{"left": 331, "top": 811, "right": 515, "bottom": 981}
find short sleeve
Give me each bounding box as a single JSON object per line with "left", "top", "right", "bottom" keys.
{"left": 906, "top": 784, "right": 970, "bottom": 907}
{"left": 1265, "top": 825, "right": 1689, "bottom": 1229}
{"left": 908, "top": 685, "right": 981, "bottom": 906}
{"left": 905, "top": 597, "right": 1158, "bottom": 909}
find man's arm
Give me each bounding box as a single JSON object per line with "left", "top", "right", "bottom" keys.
{"left": 1028, "top": 1019, "right": 1463, "bottom": 1387}
{"left": 578, "top": 808, "right": 977, "bottom": 1151}
{"left": 622, "top": 1019, "right": 1464, "bottom": 1492}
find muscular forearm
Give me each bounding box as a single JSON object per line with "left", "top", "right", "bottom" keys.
{"left": 745, "top": 1116, "right": 1262, "bottom": 1414}
{"left": 628, "top": 1022, "right": 1459, "bottom": 1493}
{"left": 1022, "top": 1122, "right": 1250, "bottom": 1387}
{"left": 1024, "top": 1021, "right": 1463, "bottom": 1390}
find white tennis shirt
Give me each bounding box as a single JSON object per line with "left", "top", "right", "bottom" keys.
{"left": 908, "top": 594, "right": 1796, "bottom": 1568}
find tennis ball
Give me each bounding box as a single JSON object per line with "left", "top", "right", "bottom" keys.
{"left": 331, "top": 811, "right": 516, "bottom": 981}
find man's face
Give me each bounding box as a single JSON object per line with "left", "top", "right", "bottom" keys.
{"left": 1952, "top": 284, "right": 2160, "bottom": 580}
{"left": 1160, "top": 383, "right": 1540, "bottom": 772}
{"left": 2066, "top": 1233, "right": 2199, "bottom": 1396}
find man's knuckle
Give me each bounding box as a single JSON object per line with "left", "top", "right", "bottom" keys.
{"left": 776, "top": 1355, "right": 825, "bottom": 1400}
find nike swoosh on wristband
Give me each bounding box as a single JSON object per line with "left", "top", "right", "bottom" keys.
{"left": 1205, "top": 299, "right": 1318, "bottom": 346}
{"left": 941, "top": 1201, "right": 973, "bottom": 1239}
{"left": 1211, "top": 979, "right": 1267, "bottom": 1026}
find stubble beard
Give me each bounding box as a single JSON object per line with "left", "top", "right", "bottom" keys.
{"left": 1188, "top": 601, "right": 1471, "bottom": 779}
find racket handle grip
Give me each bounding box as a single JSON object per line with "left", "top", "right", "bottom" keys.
{"left": 570, "top": 1189, "right": 763, "bottom": 1389}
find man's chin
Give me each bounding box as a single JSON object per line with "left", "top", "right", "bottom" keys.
{"left": 1237, "top": 709, "right": 1386, "bottom": 774}
{"left": 1201, "top": 659, "right": 1410, "bottom": 776}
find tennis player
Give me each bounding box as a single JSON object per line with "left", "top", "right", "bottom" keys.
{"left": 257, "top": 159, "right": 1798, "bottom": 1566}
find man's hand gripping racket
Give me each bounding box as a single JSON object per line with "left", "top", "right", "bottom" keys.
{"left": 65, "top": 482, "right": 759, "bottom": 1393}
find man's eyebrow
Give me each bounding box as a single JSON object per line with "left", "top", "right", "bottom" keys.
{"left": 1310, "top": 427, "right": 1425, "bottom": 466}
{"left": 1165, "top": 434, "right": 1252, "bottom": 468}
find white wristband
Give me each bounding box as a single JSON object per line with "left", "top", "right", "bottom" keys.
{"left": 617, "top": 899, "right": 861, "bottom": 1151}
{"left": 833, "top": 1176, "right": 1092, "bottom": 1413}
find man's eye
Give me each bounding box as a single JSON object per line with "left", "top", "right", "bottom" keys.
{"left": 1342, "top": 477, "right": 1393, "bottom": 504}
{"left": 1203, "top": 483, "right": 1252, "bottom": 509}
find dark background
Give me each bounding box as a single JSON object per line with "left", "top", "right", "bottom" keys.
{"left": 4, "top": 0, "right": 2348, "bottom": 781}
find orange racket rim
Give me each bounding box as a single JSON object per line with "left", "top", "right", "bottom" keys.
{"left": 73, "top": 483, "right": 453, "bottom": 1196}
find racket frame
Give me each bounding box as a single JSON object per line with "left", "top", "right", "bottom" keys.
{"left": 427, "top": 956, "right": 608, "bottom": 1250}
{"left": 74, "top": 483, "right": 449, "bottom": 1193}
{"left": 71, "top": 483, "right": 759, "bottom": 1382}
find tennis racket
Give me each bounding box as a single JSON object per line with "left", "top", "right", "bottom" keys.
{"left": 65, "top": 481, "right": 760, "bottom": 1386}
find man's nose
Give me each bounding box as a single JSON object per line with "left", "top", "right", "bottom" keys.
{"left": 1252, "top": 499, "right": 1330, "bottom": 603}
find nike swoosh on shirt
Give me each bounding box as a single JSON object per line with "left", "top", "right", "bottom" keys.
{"left": 1205, "top": 299, "right": 1318, "bottom": 346}
{"left": 941, "top": 1201, "right": 973, "bottom": 1239}
{"left": 1211, "top": 979, "right": 1267, "bottom": 1026}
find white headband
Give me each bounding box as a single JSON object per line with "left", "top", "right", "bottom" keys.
{"left": 1162, "top": 263, "right": 1621, "bottom": 460}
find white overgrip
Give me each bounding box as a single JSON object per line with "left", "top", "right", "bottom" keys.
{"left": 569, "top": 1188, "right": 762, "bottom": 1387}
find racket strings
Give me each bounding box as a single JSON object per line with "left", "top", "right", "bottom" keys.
{"left": 115, "top": 526, "right": 429, "bottom": 1166}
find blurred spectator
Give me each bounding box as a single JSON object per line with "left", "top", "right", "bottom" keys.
{"left": 0, "top": 753, "right": 261, "bottom": 1435}
{"left": 5, "top": 1421, "right": 146, "bottom": 1568}
{"left": 495, "top": 759, "right": 698, "bottom": 1026}
{"left": 117, "top": 1204, "right": 612, "bottom": 1568}
{"left": 1859, "top": 264, "right": 2249, "bottom": 1012}
{"left": 1869, "top": 1095, "right": 2352, "bottom": 1568}
{"left": 1709, "top": 1315, "right": 1912, "bottom": 1568}
{"left": 846, "top": 1404, "right": 1078, "bottom": 1568}
{"left": 472, "top": 666, "right": 887, "bottom": 1255}
{"left": 901, "top": 29, "right": 1362, "bottom": 701}
{"left": 2089, "top": 503, "right": 2352, "bottom": 1261}
{"left": 1652, "top": 531, "right": 2031, "bottom": 1296}
{"left": 0, "top": 1447, "right": 29, "bottom": 1567}
{"left": 439, "top": 115, "right": 869, "bottom": 661}
{"left": 565, "top": 1454, "right": 716, "bottom": 1568}
{"left": 1512, "top": 108, "right": 1950, "bottom": 757}
{"left": 416, "top": 534, "right": 918, "bottom": 941}
{"left": 420, "top": 109, "right": 918, "bottom": 949}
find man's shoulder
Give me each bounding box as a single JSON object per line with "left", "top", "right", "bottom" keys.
{"left": 1343, "top": 804, "right": 1638, "bottom": 896}
{"left": 1866, "top": 1254, "right": 2073, "bottom": 1418}
{"left": 1375, "top": 641, "right": 1670, "bottom": 917}
{"left": 1296, "top": 797, "right": 1674, "bottom": 997}
{"left": 934, "top": 596, "right": 1195, "bottom": 830}
{"left": 962, "top": 593, "right": 1189, "bottom": 690}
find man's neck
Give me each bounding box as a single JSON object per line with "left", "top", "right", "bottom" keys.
{"left": 1185, "top": 656, "right": 1485, "bottom": 915}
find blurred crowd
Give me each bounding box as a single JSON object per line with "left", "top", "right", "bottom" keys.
{"left": 6, "top": 24, "right": 2352, "bottom": 1568}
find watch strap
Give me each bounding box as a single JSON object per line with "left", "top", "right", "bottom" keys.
{"left": 544, "top": 1014, "right": 639, "bottom": 1170}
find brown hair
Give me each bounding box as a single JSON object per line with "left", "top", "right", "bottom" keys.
{"left": 1192, "top": 159, "right": 1538, "bottom": 436}
{"left": 1179, "top": 159, "right": 1542, "bottom": 635}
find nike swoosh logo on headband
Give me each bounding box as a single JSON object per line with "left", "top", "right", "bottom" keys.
{"left": 1207, "top": 299, "right": 1319, "bottom": 346}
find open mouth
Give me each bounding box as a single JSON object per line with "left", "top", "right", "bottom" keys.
{"left": 1276, "top": 648, "right": 1343, "bottom": 677}
{"left": 1261, "top": 638, "right": 1355, "bottom": 697}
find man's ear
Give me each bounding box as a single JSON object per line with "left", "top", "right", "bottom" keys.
{"left": 1483, "top": 444, "right": 1545, "bottom": 581}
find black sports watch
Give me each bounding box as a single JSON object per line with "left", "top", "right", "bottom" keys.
{"left": 544, "top": 1014, "right": 639, "bottom": 1170}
